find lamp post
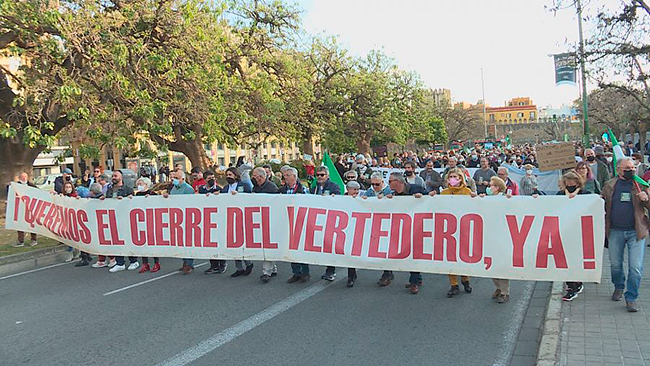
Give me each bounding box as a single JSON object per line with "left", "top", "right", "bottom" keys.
{"left": 577, "top": 0, "right": 590, "bottom": 145}
{"left": 481, "top": 68, "right": 488, "bottom": 139}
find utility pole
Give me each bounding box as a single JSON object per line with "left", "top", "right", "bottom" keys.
{"left": 577, "top": 0, "right": 590, "bottom": 146}
{"left": 481, "top": 68, "right": 488, "bottom": 139}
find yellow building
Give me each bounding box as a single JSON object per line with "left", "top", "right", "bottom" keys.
{"left": 486, "top": 97, "right": 537, "bottom": 125}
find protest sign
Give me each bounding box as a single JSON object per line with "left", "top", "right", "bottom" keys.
{"left": 536, "top": 143, "right": 576, "bottom": 172}
{"left": 6, "top": 183, "right": 605, "bottom": 282}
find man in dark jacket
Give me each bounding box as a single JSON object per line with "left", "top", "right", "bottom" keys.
{"left": 585, "top": 148, "right": 611, "bottom": 188}
{"left": 419, "top": 160, "right": 443, "bottom": 193}
{"left": 221, "top": 167, "right": 254, "bottom": 277}
{"left": 309, "top": 166, "right": 341, "bottom": 281}
{"left": 280, "top": 166, "right": 312, "bottom": 284}
{"left": 377, "top": 173, "right": 427, "bottom": 294}
{"left": 54, "top": 168, "right": 73, "bottom": 194}
{"left": 251, "top": 167, "right": 279, "bottom": 283}
{"left": 602, "top": 157, "right": 650, "bottom": 312}
{"left": 105, "top": 171, "right": 138, "bottom": 272}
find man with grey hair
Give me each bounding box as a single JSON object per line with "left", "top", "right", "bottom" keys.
{"left": 279, "top": 165, "right": 311, "bottom": 283}
{"left": 98, "top": 173, "right": 111, "bottom": 195}
{"left": 310, "top": 165, "right": 341, "bottom": 281}
{"left": 345, "top": 181, "right": 361, "bottom": 197}
{"left": 363, "top": 172, "right": 392, "bottom": 197}
{"left": 252, "top": 166, "right": 279, "bottom": 283}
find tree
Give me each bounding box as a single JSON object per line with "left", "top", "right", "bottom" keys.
{"left": 437, "top": 106, "right": 484, "bottom": 143}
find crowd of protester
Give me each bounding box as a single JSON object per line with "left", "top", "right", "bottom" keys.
{"left": 8, "top": 139, "right": 650, "bottom": 312}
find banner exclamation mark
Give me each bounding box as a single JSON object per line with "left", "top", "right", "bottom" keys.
{"left": 581, "top": 216, "right": 596, "bottom": 269}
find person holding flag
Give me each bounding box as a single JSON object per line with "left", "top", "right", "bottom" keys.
{"left": 601, "top": 157, "right": 650, "bottom": 312}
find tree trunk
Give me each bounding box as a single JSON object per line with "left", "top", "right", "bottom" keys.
{"left": 0, "top": 138, "right": 45, "bottom": 200}
{"left": 639, "top": 120, "right": 647, "bottom": 156}
{"left": 356, "top": 133, "right": 372, "bottom": 155}
{"left": 301, "top": 129, "right": 314, "bottom": 156}
{"left": 175, "top": 139, "right": 212, "bottom": 169}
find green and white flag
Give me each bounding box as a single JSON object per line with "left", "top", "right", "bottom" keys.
{"left": 607, "top": 128, "right": 649, "bottom": 187}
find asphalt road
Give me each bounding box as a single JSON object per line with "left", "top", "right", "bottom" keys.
{"left": 0, "top": 259, "right": 537, "bottom": 366}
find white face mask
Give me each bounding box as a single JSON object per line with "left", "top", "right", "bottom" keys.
{"left": 606, "top": 157, "right": 613, "bottom": 163}
{"left": 526, "top": 169, "right": 533, "bottom": 175}
{"left": 137, "top": 185, "right": 146, "bottom": 192}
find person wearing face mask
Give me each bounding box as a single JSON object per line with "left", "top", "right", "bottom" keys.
{"left": 11, "top": 173, "right": 38, "bottom": 248}
{"left": 440, "top": 168, "right": 476, "bottom": 297}
{"left": 163, "top": 170, "right": 196, "bottom": 274}
{"left": 105, "top": 171, "right": 139, "bottom": 272}
{"left": 221, "top": 167, "right": 254, "bottom": 277}
{"left": 54, "top": 168, "right": 73, "bottom": 194}
{"left": 202, "top": 169, "right": 227, "bottom": 274}
{"left": 556, "top": 170, "right": 590, "bottom": 301}
{"left": 479, "top": 176, "right": 513, "bottom": 303}
{"left": 403, "top": 161, "right": 426, "bottom": 189}
{"left": 585, "top": 148, "right": 611, "bottom": 189}
{"left": 519, "top": 164, "right": 538, "bottom": 196}
{"left": 133, "top": 177, "right": 161, "bottom": 273}
{"left": 250, "top": 167, "right": 280, "bottom": 283}
{"left": 602, "top": 158, "right": 650, "bottom": 312}
{"left": 467, "top": 153, "right": 480, "bottom": 168}
{"left": 575, "top": 161, "right": 600, "bottom": 194}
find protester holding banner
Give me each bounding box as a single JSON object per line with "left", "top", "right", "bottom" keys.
{"left": 363, "top": 172, "right": 392, "bottom": 197}
{"left": 11, "top": 173, "right": 38, "bottom": 248}
{"left": 441, "top": 168, "right": 474, "bottom": 297}
{"left": 310, "top": 166, "right": 341, "bottom": 281}
{"left": 557, "top": 170, "right": 589, "bottom": 301}
{"left": 222, "top": 167, "right": 254, "bottom": 278}
{"left": 345, "top": 181, "right": 363, "bottom": 288}
{"left": 602, "top": 157, "right": 650, "bottom": 312}
{"left": 281, "top": 165, "right": 312, "bottom": 284}
{"left": 105, "top": 171, "right": 139, "bottom": 273}
{"left": 377, "top": 172, "right": 427, "bottom": 294}
{"left": 165, "top": 170, "right": 195, "bottom": 274}
{"left": 473, "top": 157, "right": 497, "bottom": 195}
{"left": 519, "top": 164, "right": 539, "bottom": 196}
{"left": 251, "top": 167, "right": 280, "bottom": 283}
{"left": 132, "top": 177, "right": 161, "bottom": 273}
{"left": 575, "top": 162, "right": 600, "bottom": 195}
{"left": 419, "top": 160, "right": 444, "bottom": 193}
{"left": 497, "top": 167, "right": 519, "bottom": 196}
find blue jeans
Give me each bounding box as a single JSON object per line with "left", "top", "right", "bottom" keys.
{"left": 609, "top": 229, "right": 646, "bottom": 302}
{"left": 183, "top": 258, "right": 194, "bottom": 267}
{"left": 115, "top": 256, "right": 137, "bottom": 266}
{"left": 291, "top": 263, "right": 310, "bottom": 276}
{"left": 409, "top": 272, "right": 422, "bottom": 285}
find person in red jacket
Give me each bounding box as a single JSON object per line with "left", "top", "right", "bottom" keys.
{"left": 497, "top": 166, "right": 519, "bottom": 196}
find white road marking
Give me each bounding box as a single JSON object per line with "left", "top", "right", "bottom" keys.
{"left": 0, "top": 261, "right": 73, "bottom": 281}
{"left": 492, "top": 281, "right": 535, "bottom": 366}
{"left": 103, "top": 262, "right": 209, "bottom": 296}
{"left": 156, "top": 277, "right": 342, "bottom": 366}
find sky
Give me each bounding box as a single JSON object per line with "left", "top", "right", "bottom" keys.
{"left": 291, "top": 0, "right": 602, "bottom": 109}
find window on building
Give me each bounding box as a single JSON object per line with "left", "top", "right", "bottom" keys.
{"left": 517, "top": 112, "right": 524, "bottom": 118}
{"left": 489, "top": 114, "right": 495, "bottom": 122}
{"left": 530, "top": 112, "right": 536, "bottom": 119}
{"left": 204, "top": 143, "right": 212, "bottom": 151}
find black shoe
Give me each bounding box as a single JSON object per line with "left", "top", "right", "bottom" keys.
{"left": 299, "top": 274, "right": 311, "bottom": 283}
{"left": 260, "top": 274, "right": 270, "bottom": 283}
{"left": 216, "top": 264, "right": 228, "bottom": 274}
{"left": 575, "top": 284, "right": 584, "bottom": 294}
{"left": 447, "top": 285, "right": 460, "bottom": 298}
{"left": 244, "top": 263, "right": 254, "bottom": 276}
{"left": 287, "top": 275, "right": 301, "bottom": 283}
{"left": 321, "top": 272, "right": 336, "bottom": 281}
{"left": 231, "top": 270, "right": 245, "bottom": 278}
{"left": 270, "top": 272, "right": 278, "bottom": 277}
{"left": 346, "top": 277, "right": 355, "bottom": 288}
{"left": 462, "top": 281, "right": 472, "bottom": 293}
{"left": 75, "top": 260, "right": 90, "bottom": 267}
{"left": 563, "top": 290, "right": 578, "bottom": 301}
{"left": 204, "top": 267, "right": 219, "bottom": 275}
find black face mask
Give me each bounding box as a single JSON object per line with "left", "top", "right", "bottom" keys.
{"left": 64, "top": 176, "right": 71, "bottom": 181}
{"left": 566, "top": 186, "right": 578, "bottom": 193}
{"left": 405, "top": 171, "right": 413, "bottom": 176}
{"left": 623, "top": 170, "right": 635, "bottom": 180}
{"left": 586, "top": 156, "right": 595, "bottom": 162}
{"left": 207, "top": 179, "right": 215, "bottom": 187}
{"left": 226, "top": 177, "right": 236, "bottom": 185}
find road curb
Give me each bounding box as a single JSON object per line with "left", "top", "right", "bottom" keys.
{"left": 536, "top": 281, "right": 563, "bottom": 366}
{"left": 0, "top": 245, "right": 71, "bottom": 277}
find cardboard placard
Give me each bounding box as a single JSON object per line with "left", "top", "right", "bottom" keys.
{"left": 536, "top": 142, "right": 576, "bottom": 172}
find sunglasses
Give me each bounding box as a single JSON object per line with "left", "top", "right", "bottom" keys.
{"left": 345, "top": 176, "right": 355, "bottom": 180}
{"left": 316, "top": 173, "right": 326, "bottom": 177}
{"left": 371, "top": 183, "right": 382, "bottom": 187}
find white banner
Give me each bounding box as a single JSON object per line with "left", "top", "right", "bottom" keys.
{"left": 5, "top": 183, "right": 605, "bottom": 282}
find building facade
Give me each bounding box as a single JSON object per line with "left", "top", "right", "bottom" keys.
{"left": 486, "top": 97, "right": 538, "bottom": 125}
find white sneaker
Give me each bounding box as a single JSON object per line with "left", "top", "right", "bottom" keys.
{"left": 108, "top": 259, "right": 117, "bottom": 268}
{"left": 109, "top": 264, "right": 126, "bottom": 273}
{"left": 127, "top": 262, "right": 140, "bottom": 271}
{"left": 92, "top": 261, "right": 107, "bottom": 268}
{"left": 29, "top": 240, "right": 38, "bottom": 247}
{"left": 11, "top": 242, "right": 25, "bottom": 248}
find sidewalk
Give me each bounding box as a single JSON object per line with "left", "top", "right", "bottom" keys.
{"left": 558, "top": 249, "right": 650, "bottom": 366}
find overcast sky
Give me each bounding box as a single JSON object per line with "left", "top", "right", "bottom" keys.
{"left": 292, "top": 0, "right": 604, "bottom": 109}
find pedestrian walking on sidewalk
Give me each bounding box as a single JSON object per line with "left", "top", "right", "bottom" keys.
{"left": 602, "top": 157, "right": 650, "bottom": 312}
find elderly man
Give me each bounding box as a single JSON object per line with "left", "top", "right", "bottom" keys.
{"left": 11, "top": 173, "right": 38, "bottom": 248}
{"left": 164, "top": 169, "right": 196, "bottom": 274}
{"left": 497, "top": 167, "right": 519, "bottom": 196}
{"left": 419, "top": 160, "right": 443, "bottom": 193}
{"left": 602, "top": 157, "right": 650, "bottom": 312}
{"left": 251, "top": 167, "right": 280, "bottom": 283}
{"left": 344, "top": 170, "right": 367, "bottom": 190}
{"left": 442, "top": 156, "right": 460, "bottom": 180}
{"left": 263, "top": 164, "right": 282, "bottom": 187}
{"left": 585, "top": 148, "right": 611, "bottom": 188}
{"left": 473, "top": 157, "right": 497, "bottom": 195}
{"left": 353, "top": 154, "right": 374, "bottom": 187}
{"left": 363, "top": 172, "right": 392, "bottom": 197}
{"left": 377, "top": 173, "right": 428, "bottom": 294}
{"left": 222, "top": 167, "right": 254, "bottom": 277}
{"left": 310, "top": 166, "right": 342, "bottom": 281}
{"left": 280, "top": 166, "right": 312, "bottom": 284}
